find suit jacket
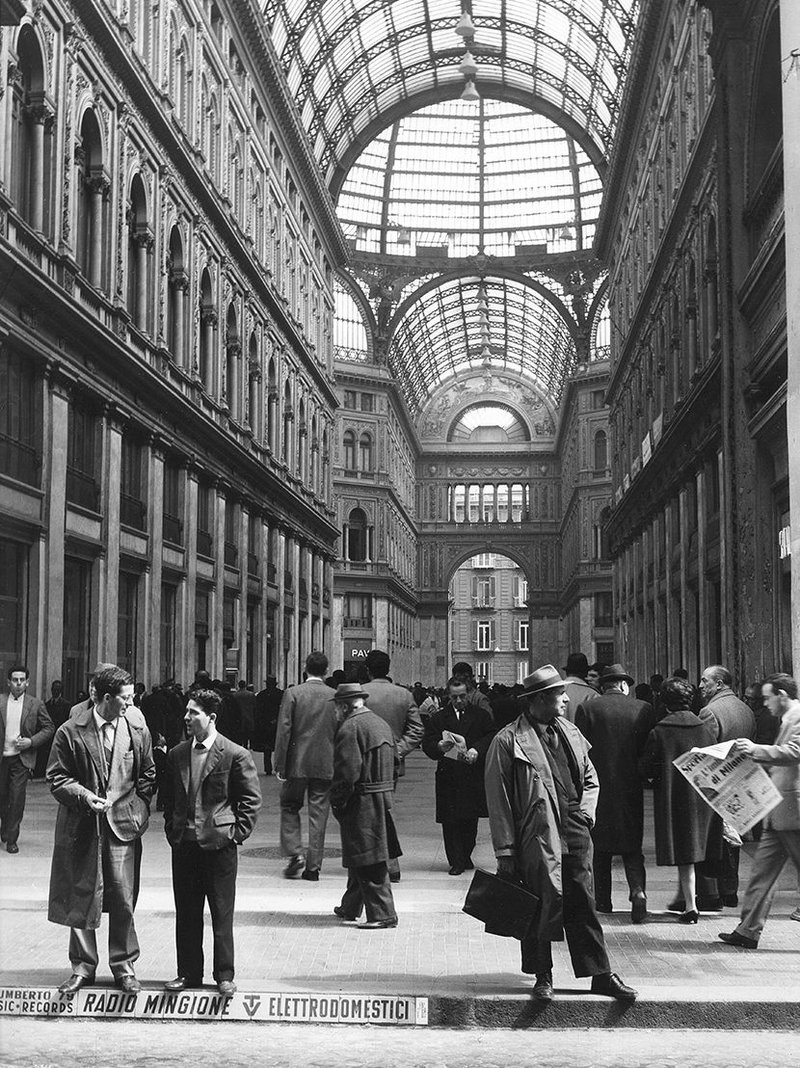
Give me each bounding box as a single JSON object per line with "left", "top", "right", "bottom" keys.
{"left": 563, "top": 677, "right": 599, "bottom": 723}
{"left": 0, "top": 693, "right": 54, "bottom": 770}
{"left": 422, "top": 700, "right": 496, "bottom": 822}
{"left": 362, "top": 678, "right": 424, "bottom": 773}
{"left": 163, "top": 733, "right": 261, "bottom": 850}
{"left": 273, "top": 679, "right": 337, "bottom": 779}
{"left": 750, "top": 702, "right": 800, "bottom": 830}
{"left": 705, "top": 687, "right": 756, "bottom": 742}
{"left": 47, "top": 708, "right": 156, "bottom": 928}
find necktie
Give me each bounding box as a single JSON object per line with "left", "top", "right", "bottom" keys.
{"left": 102, "top": 721, "right": 115, "bottom": 766}
{"left": 544, "top": 723, "right": 559, "bottom": 751}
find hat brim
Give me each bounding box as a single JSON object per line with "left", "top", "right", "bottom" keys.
{"left": 517, "top": 680, "right": 566, "bottom": 699}
{"left": 601, "top": 674, "right": 635, "bottom": 685}
{"left": 329, "top": 691, "right": 368, "bottom": 701}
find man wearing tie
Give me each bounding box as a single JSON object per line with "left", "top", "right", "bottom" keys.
{"left": 47, "top": 665, "right": 155, "bottom": 994}
{"left": 1, "top": 665, "right": 54, "bottom": 852}
{"left": 162, "top": 689, "right": 261, "bottom": 995}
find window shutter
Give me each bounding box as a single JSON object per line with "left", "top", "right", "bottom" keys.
{"left": 490, "top": 620, "right": 496, "bottom": 647}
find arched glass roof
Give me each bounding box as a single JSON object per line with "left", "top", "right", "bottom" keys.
{"left": 449, "top": 404, "right": 530, "bottom": 443}
{"left": 338, "top": 100, "right": 602, "bottom": 258}
{"left": 390, "top": 275, "right": 576, "bottom": 413}
{"left": 263, "top": 0, "right": 641, "bottom": 186}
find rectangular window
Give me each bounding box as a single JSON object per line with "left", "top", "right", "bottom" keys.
{"left": 223, "top": 593, "right": 237, "bottom": 653}
{"left": 197, "top": 482, "right": 213, "bottom": 556}
{"left": 517, "top": 659, "right": 529, "bottom": 684}
{"left": 472, "top": 575, "right": 495, "bottom": 608}
{"left": 162, "top": 461, "right": 183, "bottom": 545}
{"left": 247, "top": 516, "right": 260, "bottom": 576}
{"left": 195, "top": 589, "right": 209, "bottom": 672}
{"left": 0, "top": 348, "right": 42, "bottom": 487}
{"left": 0, "top": 538, "right": 28, "bottom": 675}
{"left": 595, "top": 591, "right": 614, "bottom": 628}
{"left": 475, "top": 619, "right": 495, "bottom": 651}
{"left": 513, "top": 575, "right": 528, "bottom": 607}
{"left": 224, "top": 498, "right": 238, "bottom": 567}
{"left": 516, "top": 619, "right": 529, "bottom": 650}
{"left": 117, "top": 572, "right": 139, "bottom": 676}
{"left": 475, "top": 661, "right": 492, "bottom": 683}
{"left": 120, "top": 436, "right": 146, "bottom": 530}
{"left": 343, "top": 390, "right": 358, "bottom": 409}
{"left": 62, "top": 557, "right": 92, "bottom": 702}
{"left": 360, "top": 392, "right": 374, "bottom": 412}
{"left": 66, "top": 401, "right": 100, "bottom": 511}
{"left": 590, "top": 389, "right": 605, "bottom": 410}
{"left": 160, "top": 583, "right": 177, "bottom": 681}
{"left": 472, "top": 553, "right": 494, "bottom": 568}
{"left": 344, "top": 594, "right": 372, "bottom": 627}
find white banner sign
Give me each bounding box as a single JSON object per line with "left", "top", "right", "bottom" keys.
{"left": 0, "top": 988, "right": 427, "bottom": 1025}
{"left": 673, "top": 741, "right": 782, "bottom": 834}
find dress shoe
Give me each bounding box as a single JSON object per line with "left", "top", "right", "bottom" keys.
{"left": 697, "top": 896, "right": 723, "bottom": 912}
{"left": 389, "top": 871, "right": 401, "bottom": 883}
{"left": 464, "top": 860, "right": 474, "bottom": 870}
{"left": 718, "top": 931, "right": 758, "bottom": 949}
{"left": 333, "top": 906, "right": 359, "bottom": 921}
{"left": 590, "top": 972, "right": 638, "bottom": 1002}
{"left": 631, "top": 891, "right": 648, "bottom": 924}
{"left": 217, "top": 980, "right": 237, "bottom": 996}
{"left": 357, "top": 918, "right": 398, "bottom": 929}
{"left": 58, "top": 974, "right": 93, "bottom": 994}
{"left": 448, "top": 866, "right": 465, "bottom": 876}
{"left": 722, "top": 894, "right": 739, "bottom": 908}
{"left": 532, "top": 973, "right": 554, "bottom": 1002}
{"left": 595, "top": 901, "right": 613, "bottom": 915}
{"left": 283, "top": 855, "right": 304, "bottom": 879}
{"left": 6, "top": 842, "right": 19, "bottom": 854}
{"left": 790, "top": 907, "right": 800, "bottom": 922}
{"left": 678, "top": 910, "right": 699, "bottom": 925}
{"left": 163, "top": 976, "right": 202, "bottom": 992}
{"left": 116, "top": 974, "right": 141, "bottom": 993}
{"left": 301, "top": 869, "right": 319, "bottom": 881}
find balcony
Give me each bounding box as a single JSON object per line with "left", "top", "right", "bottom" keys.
{"left": 344, "top": 617, "right": 372, "bottom": 628}
{"left": 66, "top": 467, "right": 100, "bottom": 512}
{"left": 121, "top": 492, "right": 147, "bottom": 530}
{"left": 0, "top": 433, "right": 40, "bottom": 487}
{"left": 163, "top": 513, "right": 183, "bottom": 545}
{"left": 197, "top": 529, "right": 213, "bottom": 557}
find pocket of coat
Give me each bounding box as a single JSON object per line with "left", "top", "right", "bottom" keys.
{"left": 531, "top": 798, "right": 548, "bottom": 834}
{"left": 213, "top": 812, "right": 236, "bottom": 826}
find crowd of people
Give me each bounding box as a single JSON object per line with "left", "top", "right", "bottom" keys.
{"left": 1, "top": 646, "right": 799, "bottom": 1005}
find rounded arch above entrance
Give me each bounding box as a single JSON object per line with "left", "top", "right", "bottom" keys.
{"left": 448, "top": 402, "right": 531, "bottom": 444}
{"left": 444, "top": 545, "right": 533, "bottom": 592}
{"left": 418, "top": 370, "right": 557, "bottom": 443}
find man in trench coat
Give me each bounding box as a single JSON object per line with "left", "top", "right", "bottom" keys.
{"left": 330, "top": 683, "right": 398, "bottom": 929}
{"left": 485, "top": 664, "right": 637, "bottom": 1003}
{"left": 47, "top": 665, "right": 155, "bottom": 994}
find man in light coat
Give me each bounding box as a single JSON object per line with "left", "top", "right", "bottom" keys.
{"left": 47, "top": 665, "right": 155, "bottom": 994}
{"left": 575, "top": 663, "right": 655, "bottom": 922}
{"left": 1, "top": 665, "right": 54, "bottom": 852}
{"left": 274, "top": 651, "right": 337, "bottom": 880}
{"left": 362, "top": 649, "right": 424, "bottom": 881}
{"left": 485, "top": 664, "right": 637, "bottom": 1003}
{"left": 719, "top": 673, "right": 800, "bottom": 949}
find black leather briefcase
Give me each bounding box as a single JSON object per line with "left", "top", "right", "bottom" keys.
{"left": 462, "top": 869, "right": 540, "bottom": 940}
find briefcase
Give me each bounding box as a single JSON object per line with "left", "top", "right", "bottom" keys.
{"left": 462, "top": 869, "right": 540, "bottom": 940}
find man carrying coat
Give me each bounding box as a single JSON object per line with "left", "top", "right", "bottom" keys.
{"left": 162, "top": 688, "right": 261, "bottom": 995}
{"left": 330, "top": 683, "right": 398, "bottom": 929}
{"left": 485, "top": 664, "right": 637, "bottom": 1003}
{"left": 47, "top": 665, "right": 155, "bottom": 994}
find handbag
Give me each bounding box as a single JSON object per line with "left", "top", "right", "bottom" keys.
{"left": 462, "top": 868, "right": 540, "bottom": 940}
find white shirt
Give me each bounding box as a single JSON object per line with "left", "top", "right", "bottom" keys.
{"left": 185, "top": 727, "right": 217, "bottom": 836}
{"left": 3, "top": 694, "right": 24, "bottom": 757}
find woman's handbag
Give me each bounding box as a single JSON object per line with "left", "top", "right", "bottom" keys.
{"left": 462, "top": 869, "right": 540, "bottom": 940}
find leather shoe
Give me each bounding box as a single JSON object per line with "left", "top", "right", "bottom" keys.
{"left": 58, "top": 974, "right": 93, "bottom": 994}
{"left": 217, "top": 980, "right": 237, "bottom": 996}
{"left": 718, "top": 931, "right": 758, "bottom": 949}
{"left": 590, "top": 972, "right": 638, "bottom": 1002}
{"left": 722, "top": 894, "right": 739, "bottom": 908}
{"left": 301, "top": 869, "right": 319, "bottom": 881}
{"left": 6, "top": 842, "right": 19, "bottom": 854}
{"left": 631, "top": 891, "right": 648, "bottom": 924}
{"left": 678, "top": 910, "right": 699, "bottom": 924}
{"left": 532, "top": 973, "right": 554, "bottom": 1002}
{"left": 163, "top": 977, "right": 201, "bottom": 992}
{"left": 116, "top": 974, "right": 141, "bottom": 993}
{"left": 697, "top": 896, "right": 723, "bottom": 912}
{"left": 595, "top": 901, "right": 613, "bottom": 914}
{"left": 333, "top": 906, "right": 359, "bottom": 921}
{"left": 448, "top": 866, "right": 465, "bottom": 876}
{"left": 357, "top": 918, "right": 398, "bottom": 929}
{"left": 283, "top": 855, "right": 304, "bottom": 878}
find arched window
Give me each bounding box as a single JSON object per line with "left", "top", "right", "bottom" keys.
{"left": 309, "top": 413, "right": 319, "bottom": 494}
{"left": 266, "top": 357, "right": 277, "bottom": 452}
{"left": 225, "top": 304, "right": 240, "bottom": 421}
{"left": 10, "top": 27, "right": 52, "bottom": 234}
{"left": 126, "top": 174, "right": 152, "bottom": 331}
{"left": 358, "top": 431, "right": 373, "bottom": 471}
{"left": 594, "top": 430, "right": 608, "bottom": 472}
{"left": 207, "top": 94, "right": 220, "bottom": 185}
{"left": 343, "top": 429, "right": 356, "bottom": 471}
{"left": 297, "top": 398, "right": 307, "bottom": 481}
{"left": 167, "top": 225, "right": 187, "bottom": 365}
{"left": 347, "top": 507, "right": 368, "bottom": 562}
{"left": 76, "top": 109, "right": 107, "bottom": 289}
{"left": 321, "top": 426, "right": 330, "bottom": 499}
{"left": 282, "top": 381, "right": 293, "bottom": 464}
{"left": 247, "top": 332, "right": 259, "bottom": 435}
{"left": 199, "top": 268, "right": 216, "bottom": 392}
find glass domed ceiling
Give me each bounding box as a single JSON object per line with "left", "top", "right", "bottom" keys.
{"left": 337, "top": 100, "right": 602, "bottom": 258}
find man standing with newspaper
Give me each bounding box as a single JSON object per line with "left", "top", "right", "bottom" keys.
{"left": 718, "top": 673, "right": 800, "bottom": 949}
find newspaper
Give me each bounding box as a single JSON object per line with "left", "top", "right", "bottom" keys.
{"left": 672, "top": 740, "right": 782, "bottom": 835}
{"left": 441, "top": 730, "right": 468, "bottom": 761}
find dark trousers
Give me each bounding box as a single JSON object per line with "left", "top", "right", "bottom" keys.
{"left": 521, "top": 813, "right": 610, "bottom": 979}
{"left": 0, "top": 754, "right": 30, "bottom": 846}
{"left": 442, "top": 819, "right": 478, "bottom": 869}
{"left": 340, "top": 863, "right": 396, "bottom": 923}
{"left": 171, "top": 839, "right": 238, "bottom": 983}
{"left": 593, "top": 849, "right": 646, "bottom": 907}
{"left": 70, "top": 831, "right": 141, "bottom": 978}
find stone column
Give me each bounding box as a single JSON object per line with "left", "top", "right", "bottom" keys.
{"left": 148, "top": 439, "right": 166, "bottom": 680}
{"left": 43, "top": 369, "right": 71, "bottom": 686}
{"left": 781, "top": 1, "right": 800, "bottom": 669}
{"left": 27, "top": 98, "right": 52, "bottom": 233}
{"left": 290, "top": 535, "right": 301, "bottom": 680}
{"left": 183, "top": 464, "right": 200, "bottom": 684}
{"left": 171, "top": 272, "right": 189, "bottom": 367}
{"left": 88, "top": 174, "right": 110, "bottom": 288}
{"left": 275, "top": 528, "right": 287, "bottom": 687}
{"left": 239, "top": 506, "right": 250, "bottom": 682}
{"left": 696, "top": 467, "right": 708, "bottom": 667}
{"left": 134, "top": 231, "right": 153, "bottom": 332}
{"left": 211, "top": 482, "right": 227, "bottom": 677}
{"left": 101, "top": 406, "right": 126, "bottom": 661}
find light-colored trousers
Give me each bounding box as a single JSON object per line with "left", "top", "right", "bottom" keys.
{"left": 736, "top": 828, "right": 800, "bottom": 941}
{"left": 280, "top": 777, "right": 332, "bottom": 872}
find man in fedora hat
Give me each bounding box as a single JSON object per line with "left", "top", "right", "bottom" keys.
{"left": 329, "top": 683, "right": 399, "bottom": 929}
{"left": 485, "top": 664, "right": 637, "bottom": 1002}
{"left": 576, "top": 664, "right": 656, "bottom": 922}
{"left": 562, "top": 653, "right": 598, "bottom": 723}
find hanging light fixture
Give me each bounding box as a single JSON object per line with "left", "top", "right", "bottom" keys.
{"left": 455, "top": 10, "right": 475, "bottom": 37}
{"left": 460, "top": 79, "right": 480, "bottom": 102}
{"left": 459, "top": 50, "right": 478, "bottom": 79}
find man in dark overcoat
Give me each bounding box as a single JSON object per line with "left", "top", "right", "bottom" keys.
{"left": 330, "top": 683, "right": 398, "bottom": 929}
{"left": 47, "top": 665, "right": 155, "bottom": 994}
{"left": 422, "top": 675, "right": 496, "bottom": 875}
{"left": 575, "top": 663, "right": 655, "bottom": 922}
{"left": 485, "top": 665, "right": 637, "bottom": 1003}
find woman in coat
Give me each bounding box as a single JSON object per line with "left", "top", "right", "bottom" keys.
{"left": 640, "top": 676, "right": 718, "bottom": 923}
{"left": 422, "top": 675, "right": 496, "bottom": 875}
